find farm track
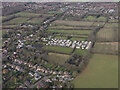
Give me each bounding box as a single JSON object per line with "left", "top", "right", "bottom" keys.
{"left": 79, "top": 20, "right": 118, "bottom": 23}
{"left": 53, "top": 34, "right": 88, "bottom": 39}
{"left": 48, "top": 28, "right": 93, "bottom": 30}
{"left": 53, "top": 33, "right": 89, "bottom": 36}
{"left": 53, "top": 24, "right": 98, "bottom": 28}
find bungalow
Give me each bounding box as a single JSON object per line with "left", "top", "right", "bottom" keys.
{"left": 19, "top": 84, "right": 27, "bottom": 88}
{"left": 34, "top": 72, "right": 41, "bottom": 80}
{"left": 45, "top": 70, "right": 48, "bottom": 73}
{"left": 53, "top": 71, "right": 57, "bottom": 75}
{"left": 16, "top": 66, "right": 21, "bottom": 71}
{"left": 52, "top": 77, "right": 57, "bottom": 81}
{"left": 45, "top": 79, "right": 52, "bottom": 82}
{"left": 29, "top": 72, "right": 34, "bottom": 77}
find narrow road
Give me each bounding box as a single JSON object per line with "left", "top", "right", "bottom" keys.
{"left": 29, "top": 76, "right": 51, "bottom": 88}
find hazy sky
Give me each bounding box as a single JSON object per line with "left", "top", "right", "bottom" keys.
{"left": 1, "top": 0, "right": 119, "bottom": 2}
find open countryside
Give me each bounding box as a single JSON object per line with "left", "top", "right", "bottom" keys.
{"left": 72, "top": 54, "right": 118, "bottom": 88}
{"left": 2, "top": 2, "right": 118, "bottom": 89}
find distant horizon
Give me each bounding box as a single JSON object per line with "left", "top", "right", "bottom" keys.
{"left": 1, "top": 0, "right": 120, "bottom": 2}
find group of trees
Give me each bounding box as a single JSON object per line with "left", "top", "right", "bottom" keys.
{"left": 67, "top": 54, "right": 82, "bottom": 67}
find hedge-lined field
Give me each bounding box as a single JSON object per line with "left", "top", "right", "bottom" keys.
{"left": 92, "top": 22, "right": 105, "bottom": 27}
{"left": 70, "top": 38, "right": 87, "bottom": 41}
{"left": 74, "top": 49, "right": 87, "bottom": 55}
{"left": 14, "top": 12, "right": 40, "bottom": 17}
{"left": 93, "top": 42, "right": 118, "bottom": 54}
{"left": 52, "top": 20, "right": 94, "bottom": 26}
{"left": 96, "top": 28, "right": 117, "bottom": 41}
{"left": 104, "top": 23, "right": 118, "bottom": 28}
{"left": 83, "top": 16, "right": 106, "bottom": 21}
{"left": 27, "top": 18, "right": 44, "bottom": 24}
{"left": 48, "top": 26, "right": 96, "bottom": 30}
{"left": 72, "top": 54, "right": 118, "bottom": 88}
{"left": 46, "top": 53, "right": 70, "bottom": 65}
{"left": 4, "top": 17, "right": 29, "bottom": 24}
{"left": 44, "top": 46, "right": 73, "bottom": 54}
{"left": 48, "top": 11, "right": 63, "bottom": 14}
{"left": 48, "top": 30, "right": 92, "bottom": 34}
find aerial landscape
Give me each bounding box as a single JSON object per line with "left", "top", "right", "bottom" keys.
{"left": 1, "top": 2, "right": 118, "bottom": 88}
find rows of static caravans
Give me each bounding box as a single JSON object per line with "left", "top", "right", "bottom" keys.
{"left": 45, "top": 38, "right": 92, "bottom": 50}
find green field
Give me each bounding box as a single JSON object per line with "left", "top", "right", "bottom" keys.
{"left": 70, "top": 38, "right": 87, "bottom": 41}
{"left": 97, "top": 16, "right": 106, "bottom": 21}
{"left": 52, "top": 20, "right": 93, "bottom": 26}
{"left": 71, "top": 34, "right": 88, "bottom": 37}
{"left": 14, "top": 12, "right": 40, "bottom": 17}
{"left": 2, "top": 25, "right": 18, "bottom": 28}
{"left": 83, "top": 16, "right": 96, "bottom": 21}
{"left": 27, "top": 18, "right": 44, "bottom": 24}
{"left": 92, "top": 22, "right": 105, "bottom": 27}
{"left": 47, "top": 53, "right": 70, "bottom": 65}
{"left": 93, "top": 42, "right": 118, "bottom": 54}
{"left": 54, "top": 36, "right": 87, "bottom": 41}
{"left": 83, "top": 16, "right": 106, "bottom": 21}
{"left": 48, "top": 30, "right": 92, "bottom": 34}
{"left": 97, "top": 28, "right": 116, "bottom": 41}
{"left": 54, "top": 36, "right": 67, "bottom": 40}
{"left": 2, "top": 15, "right": 14, "bottom": 21}
{"left": 48, "top": 11, "right": 62, "bottom": 14}
{"left": 2, "top": 16, "right": 7, "bottom": 20}
{"left": 74, "top": 49, "right": 87, "bottom": 55}
{"left": 72, "top": 54, "right": 118, "bottom": 88}
{"left": 108, "top": 19, "right": 118, "bottom": 23}
{"left": 104, "top": 23, "right": 118, "bottom": 28}
{"left": 14, "top": 11, "right": 54, "bottom": 17}
{"left": 4, "top": 17, "right": 29, "bottom": 24}
{"left": 45, "top": 46, "right": 73, "bottom": 54}
{"left": 48, "top": 26, "right": 95, "bottom": 30}
{"left": 53, "top": 34, "right": 88, "bottom": 38}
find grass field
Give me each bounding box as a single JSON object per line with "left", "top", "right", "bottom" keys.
{"left": 54, "top": 36, "right": 67, "bottom": 40}
{"left": 71, "top": 34, "right": 88, "bottom": 37}
{"left": 48, "top": 26, "right": 95, "bottom": 30}
{"left": 2, "top": 25, "right": 18, "bottom": 28}
{"left": 48, "top": 30, "right": 92, "bottom": 34}
{"left": 45, "top": 46, "right": 73, "bottom": 54}
{"left": 92, "top": 22, "right": 105, "bottom": 27}
{"left": 83, "top": 16, "right": 96, "bottom": 21}
{"left": 48, "top": 11, "right": 62, "bottom": 14}
{"left": 2, "top": 30, "right": 7, "bottom": 35}
{"left": 97, "top": 16, "right": 106, "bottom": 21}
{"left": 14, "top": 11, "right": 54, "bottom": 17}
{"left": 47, "top": 53, "right": 70, "bottom": 65}
{"left": 72, "top": 54, "right": 118, "bottom": 88}
{"left": 54, "top": 37, "right": 87, "bottom": 41}
{"left": 104, "top": 23, "right": 118, "bottom": 28}
{"left": 83, "top": 16, "right": 106, "bottom": 21}
{"left": 4, "top": 17, "right": 29, "bottom": 24}
{"left": 93, "top": 42, "right": 118, "bottom": 54}
{"left": 54, "top": 34, "right": 88, "bottom": 38}
{"left": 2, "top": 16, "right": 7, "bottom": 20}
{"left": 27, "top": 18, "right": 44, "bottom": 24}
{"left": 97, "top": 28, "right": 116, "bottom": 41}
{"left": 52, "top": 20, "right": 93, "bottom": 26}
{"left": 70, "top": 38, "right": 87, "bottom": 41}
{"left": 74, "top": 49, "right": 87, "bottom": 55}
{"left": 108, "top": 19, "right": 118, "bottom": 23}
{"left": 2, "top": 15, "right": 14, "bottom": 21}
{"left": 14, "top": 12, "right": 40, "bottom": 17}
